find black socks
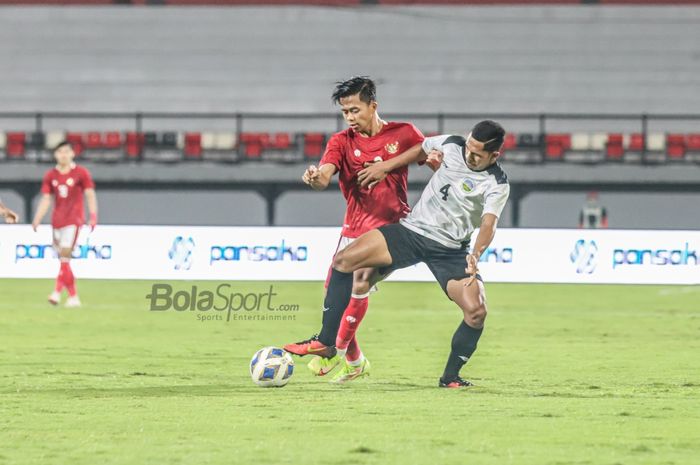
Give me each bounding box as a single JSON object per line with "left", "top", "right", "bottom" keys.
{"left": 317, "top": 268, "right": 354, "bottom": 346}
{"left": 442, "top": 320, "right": 484, "bottom": 380}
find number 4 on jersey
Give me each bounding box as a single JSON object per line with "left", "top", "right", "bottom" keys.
{"left": 439, "top": 184, "right": 451, "bottom": 201}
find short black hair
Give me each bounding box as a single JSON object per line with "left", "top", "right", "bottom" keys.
{"left": 471, "top": 120, "right": 506, "bottom": 153}
{"left": 53, "top": 140, "right": 71, "bottom": 152}
{"left": 332, "top": 76, "right": 377, "bottom": 105}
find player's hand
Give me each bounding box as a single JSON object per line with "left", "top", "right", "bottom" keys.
{"left": 3, "top": 209, "right": 19, "bottom": 224}
{"left": 426, "top": 149, "right": 444, "bottom": 171}
{"left": 302, "top": 165, "right": 322, "bottom": 188}
{"left": 357, "top": 159, "right": 389, "bottom": 189}
{"left": 464, "top": 254, "right": 480, "bottom": 287}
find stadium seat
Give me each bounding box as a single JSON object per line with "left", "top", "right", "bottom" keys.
{"left": 666, "top": 134, "right": 686, "bottom": 161}
{"left": 545, "top": 134, "right": 570, "bottom": 161}
{"left": 104, "top": 132, "right": 122, "bottom": 149}
{"left": 45, "top": 131, "right": 66, "bottom": 151}
{"left": 184, "top": 132, "right": 202, "bottom": 159}
{"left": 241, "top": 132, "right": 264, "bottom": 159}
{"left": 606, "top": 133, "right": 624, "bottom": 161}
{"left": 645, "top": 133, "right": 666, "bottom": 163}
{"left": 65, "top": 132, "right": 85, "bottom": 157}
{"left": 6, "top": 132, "right": 26, "bottom": 159}
{"left": 686, "top": 133, "right": 700, "bottom": 162}
{"left": 273, "top": 133, "right": 291, "bottom": 150}
{"left": 0, "top": 132, "right": 5, "bottom": 151}
{"left": 303, "top": 133, "right": 326, "bottom": 160}
{"left": 26, "top": 132, "right": 45, "bottom": 150}
{"left": 85, "top": 132, "right": 102, "bottom": 150}
{"left": 125, "top": 132, "right": 143, "bottom": 159}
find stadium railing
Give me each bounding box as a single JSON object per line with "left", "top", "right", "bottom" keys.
{"left": 1, "top": 111, "right": 700, "bottom": 165}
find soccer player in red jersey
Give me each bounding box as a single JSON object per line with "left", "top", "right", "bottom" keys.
{"left": 32, "top": 141, "right": 98, "bottom": 307}
{"left": 293, "top": 76, "right": 438, "bottom": 383}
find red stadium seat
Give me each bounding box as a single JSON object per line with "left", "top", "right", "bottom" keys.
{"left": 65, "top": 132, "right": 85, "bottom": 157}
{"left": 85, "top": 132, "right": 102, "bottom": 149}
{"left": 6, "top": 132, "right": 26, "bottom": 159}
{"left": 125, "top": 132, "right": 143, "bottom": 159}
{"left": 241, "top": 132, "right": 264, "bottom": 159}
{"left": 628, "top": 133, "right": 644, "bottom": 152}
{"left": 304, "top": 133, "right": 325, "bottom": 160}
{"left": 606, "top": 133, "right": 624, "bottom": 160}
{"left": 104, "top": 132, "right": 122, "bottom": 149}
{"left": 184, "top": 132, "right": 202, "bottom": 159}
{"left": 687, "top": 133, "right": 700, "bottom": 152}
{"left": 273, "top": 133, "right": 291, "bottom": 150}
{"left": 545, "top": 134, "right": 570, "bottom": 160}
{"left": 666, "top": 134, "right": 686, "bottom": 160}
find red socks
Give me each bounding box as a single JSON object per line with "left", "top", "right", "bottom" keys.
{"left": 336, "top": 295, "right": 369, "bottom": 362}
{"left": 59, "top": 261, "right": 77, "bottom": 297}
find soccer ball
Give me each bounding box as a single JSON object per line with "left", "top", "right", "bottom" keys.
{"left": 250, "top": 347, "right": 294, "bottom": 387}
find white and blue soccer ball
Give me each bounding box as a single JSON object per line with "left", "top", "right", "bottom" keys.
{"left": 250, "top": 347, "right": 294, "bottom": 387}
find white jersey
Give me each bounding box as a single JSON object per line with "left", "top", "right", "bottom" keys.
{"left": 400, "top": 135, "right": 510, "bottom": 249}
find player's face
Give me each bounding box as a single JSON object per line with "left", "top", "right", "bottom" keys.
{"left": 54, "top": 145, "right": 75, "bottom": 166}
{"left": 339, "top": 95, "right": 377, "bottom": 134}
{"left": 465, "top": 134, "right": 499, "bottom": 171}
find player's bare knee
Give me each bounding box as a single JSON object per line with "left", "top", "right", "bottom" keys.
{"left": 462, "top": 303, "right": 487, "bottom": 328}
{"left": 332, "top": 251, "right": 354, "bottom": 273}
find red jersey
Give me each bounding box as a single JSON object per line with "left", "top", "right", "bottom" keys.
{"left": 320, "top": 122, "right": 424, "bottom": 238}
{"left": 40, "top": 164, "right": 95, "bottom": 228}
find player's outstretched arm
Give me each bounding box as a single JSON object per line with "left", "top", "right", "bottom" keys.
{"left": 85, "top": 188, "right": 98, "bottom": 231}
{"left": 0, "top": 201, "right": 19, "bottom": 224}
{"left": 465, "top": 214, "right": 499, "bottom": 286}
{"left": 31, "top": 194, "right": 51, "bottom": 231}
{"left": 357, "top": 142, "right": 427, "bottom": 188}
{"left": 302, "top": 164, "right": 337, "bottom": 191}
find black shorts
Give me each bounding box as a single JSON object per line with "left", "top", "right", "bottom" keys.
{"left": 377, "top": 223, "right": 482, "bottom": 296}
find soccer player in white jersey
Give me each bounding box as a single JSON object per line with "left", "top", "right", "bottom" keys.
{"left": 285, "top": 120, "right": 509, "bottom": 388}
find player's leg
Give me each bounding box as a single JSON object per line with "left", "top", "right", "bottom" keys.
{"left": 424, "top": 247, "right": 487, "bottom": 388}
{"left": 329, "top": 267, "right": 379, "bottom": 383}
{"left": 284, "top": 225, "right": 409, "bottom": 358}
{"left": 48, "top": 228, "right": 64, "bottom": 305}
{"left": 60, "top": 225, "right": 81, "bottom": 307}
{"left": 440, "top": 277, "right": 487, "bottom": 387}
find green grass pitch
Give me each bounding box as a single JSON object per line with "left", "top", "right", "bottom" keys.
{"left": 1, "top": 279, "right": 698, "bottom": 465}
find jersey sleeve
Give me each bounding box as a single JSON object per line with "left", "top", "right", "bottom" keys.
{"left": 319, "top": 133, "right": 344, "bottom": 172}
{"left": 483, "top": 183, "right": 510, "bottom": 219}
{"left": 40, "top": 171, "right": 52, "bottom": 194}
{"left": 421, "top": 135, "right": 449, "bottom": 154}
{"left": 80, "top": 167, "right": 96, "bottom": 189}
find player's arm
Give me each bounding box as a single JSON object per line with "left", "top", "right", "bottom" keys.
{"left": 0, "top": 201, "right": 19, "bottom": 224}
{"left": 32, "top": 194, "right": 52, "bottom": 231}
{"left": 302, "top": 163, "right": 337, "bottom": 191}
{"left": 357, "top": 142, "right": 427, "bottom": 187}
{"left": 465, "top": 213, "right": 499, "bottom": 286}
{"left": 85, "top": 188, "right": 98, "bottom": 230}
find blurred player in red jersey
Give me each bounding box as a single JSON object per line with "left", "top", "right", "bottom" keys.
{"left": 32, "top": 141, "right": 98, "bottom": 307}
{"left": 295, "top": 76, "right": 439, "bottom": 383}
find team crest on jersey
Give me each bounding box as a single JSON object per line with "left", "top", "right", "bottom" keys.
{"left": 354, "top": 149, "right": 361, "bottom": 157}
{"left": 462, "top": 179, "right": 475, "bottom": 192}
{"left": 52, "top": 180, "right": 58, "bottom": 187}
{"left": 385, "top": 141, "right": 399, "bottom": 154}
{"left": 66, "top": 178, "right": 75, "bottom": 186}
